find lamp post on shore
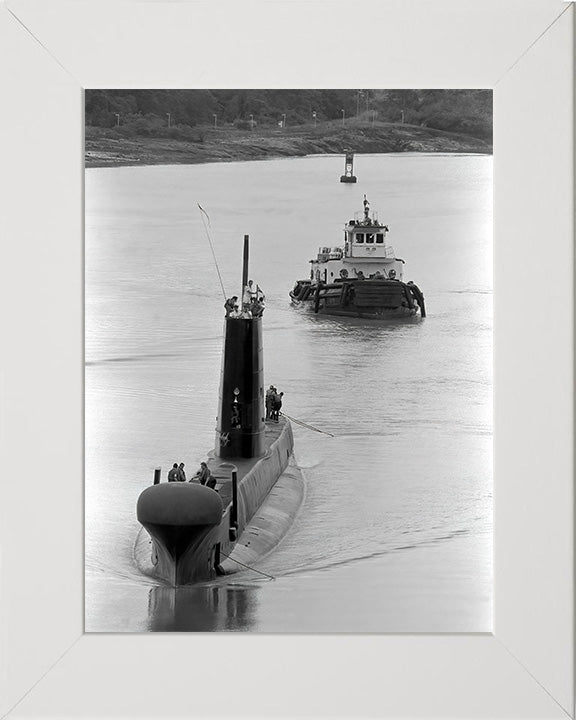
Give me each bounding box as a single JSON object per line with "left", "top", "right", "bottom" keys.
{"left": 400, "top": 110, "right": 405, "bottom": 124}
{"left": 356, "top": 90, "right": 362, "bottom": 117}
{"left": 282, "top": 113, "right": 286, "bottom": 128}
{"left": 341, "top": 109, "right": 345, "bottom": 127}
{"left": 166, "top": 112, "right": 171, "bottom": 128}
{"left": 312, "top": 110, "right": 317, "bottom": 128}
{"left": 249, "top": 114, "right": 254, "bottom": 130}
{"left": 213, "top": 114, "right": 217, "bottom": 129}
{"left": 115, "top": 113, "right": 120, "bottom": 126}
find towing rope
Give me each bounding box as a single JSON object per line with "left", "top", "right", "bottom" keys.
{"left": 220, "top": 552, "right": 275, "bottom": 580}
{"left": 281, "top": 412, "right": 335, "bottom": 438}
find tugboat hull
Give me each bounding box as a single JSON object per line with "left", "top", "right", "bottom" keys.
{"left": 290, "top": 279, "right": 425, "bottom": 319}
{"left": 296, "top": 304, "right": 418, "bottom": 319}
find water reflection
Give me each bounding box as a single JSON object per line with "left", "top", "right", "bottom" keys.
{"left": 296, "top": 310, "right": 422, "bottom": 335}
{"left": 147, "top": 583, "right": 259, "bottom": 632}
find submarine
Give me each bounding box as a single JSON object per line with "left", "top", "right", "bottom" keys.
{"left": 135, "top": 235, "right": 304, "bottom": 586}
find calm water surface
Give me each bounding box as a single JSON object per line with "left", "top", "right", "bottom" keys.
{"left": 85, "top": 153, "right": 492, "bottom": 632}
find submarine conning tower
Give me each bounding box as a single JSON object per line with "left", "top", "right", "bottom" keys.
{"left": 215, "top": 234, "right": 265, "bottom": 459}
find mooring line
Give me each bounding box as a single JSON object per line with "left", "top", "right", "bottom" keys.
{"left": 281, "top": 412, "right": 335, "bottom": 438}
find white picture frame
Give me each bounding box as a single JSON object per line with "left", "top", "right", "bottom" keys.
{"left": 0, "top": 0, "right": 573, "bottom": 717}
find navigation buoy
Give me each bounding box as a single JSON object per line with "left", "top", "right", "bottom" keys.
{"left": 340, "top": 152, "right": 357, "bottom": 183}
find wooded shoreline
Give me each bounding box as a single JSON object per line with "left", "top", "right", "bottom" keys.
{"left": 85, "top": 121, "right": 492, "bottom": 169}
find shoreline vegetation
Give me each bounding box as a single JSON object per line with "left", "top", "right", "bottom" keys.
{"left": 85, "top": 89, "right": 492, "bottom": 169}
{"left": 85, "top": 120, "right": 492, "bottom": 168}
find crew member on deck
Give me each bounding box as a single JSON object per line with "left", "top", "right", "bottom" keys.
{"left": 177, "top": 462, "right": 186, "bottom": 482}
{"left": 192, "top": 461, "right": 214, "bottom": 488}
{"left": 167, "top": 463, "right": 179, "bottom": 482}
{"left": 266, "top": 385, "right": 276, "bottom": 419}
{"left": 271, "top": 391, "right": 284, "bottom": 422}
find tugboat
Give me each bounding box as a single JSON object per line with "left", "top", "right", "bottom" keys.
{"left": 136, "top": 235, "right": 304, "bottom": 586}
{"left": 340, "top": 152, "right": 357, "bottom": 183}
{"left": 290, "top": 196, "right": 426, "bottom": 319}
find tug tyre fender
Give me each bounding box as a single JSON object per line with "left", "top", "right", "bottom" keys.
{"left": 402, "top": 284, "right": 415, "bottom": 310}
{"left": 409, "top": 283, "right": 426, "bottom": 317}
{"left": 314, "top": 284, "right": 322, "bottom": 314}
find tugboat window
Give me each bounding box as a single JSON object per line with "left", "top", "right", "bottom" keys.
{"left": 376, "top": 233, "right": 384, "bottom": 244}
{"left": 366, "top": 233, "right": 375, "bottom": 244}
{"left": 356, "top": 233, "right": 364, "bottom": 243}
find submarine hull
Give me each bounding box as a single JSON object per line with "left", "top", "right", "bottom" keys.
{"left": 139, "top": 522, "right": 222, "bottom": 586}
{"left": 136, "top": 418, "right": 295, "bottom": 585}
{"left": 137, "top": 482, "right": 225, "bottom": 585}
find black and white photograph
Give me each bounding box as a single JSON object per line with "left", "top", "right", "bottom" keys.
{"left": 3, "top": 0, "right": 574, "bottom": 715}
{"left": 85, "top": 88, "right": 493, "bottom": 633}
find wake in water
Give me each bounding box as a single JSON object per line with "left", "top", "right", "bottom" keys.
{"left": 256, "top": 526, "right": 475, "bottom": 580}
{"left": 86, "top": 352, "right": 178, "bottom": 367}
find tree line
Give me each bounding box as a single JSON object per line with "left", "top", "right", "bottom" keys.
{"left": 85, "top": 89, "right": 492, "bottom": 141}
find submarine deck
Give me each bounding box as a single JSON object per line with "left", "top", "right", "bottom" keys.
{"left": 204, "top": 417, "right": 288, "bottom": 510}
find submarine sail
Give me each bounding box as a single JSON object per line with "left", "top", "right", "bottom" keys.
{"left": 216, "top": 236, "right": 265, "bottom": 459}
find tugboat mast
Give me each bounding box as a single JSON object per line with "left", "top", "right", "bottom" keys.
{"left": 363, "top": 194, "right": 370, "bottom": 222}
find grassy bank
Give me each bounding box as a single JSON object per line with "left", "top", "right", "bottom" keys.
{"left": 85, "top": 120, "right": 492, "bottom": 168}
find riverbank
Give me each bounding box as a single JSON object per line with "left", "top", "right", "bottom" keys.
{"left": 85, "top": 120, "right": 492, "bottom": 168}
